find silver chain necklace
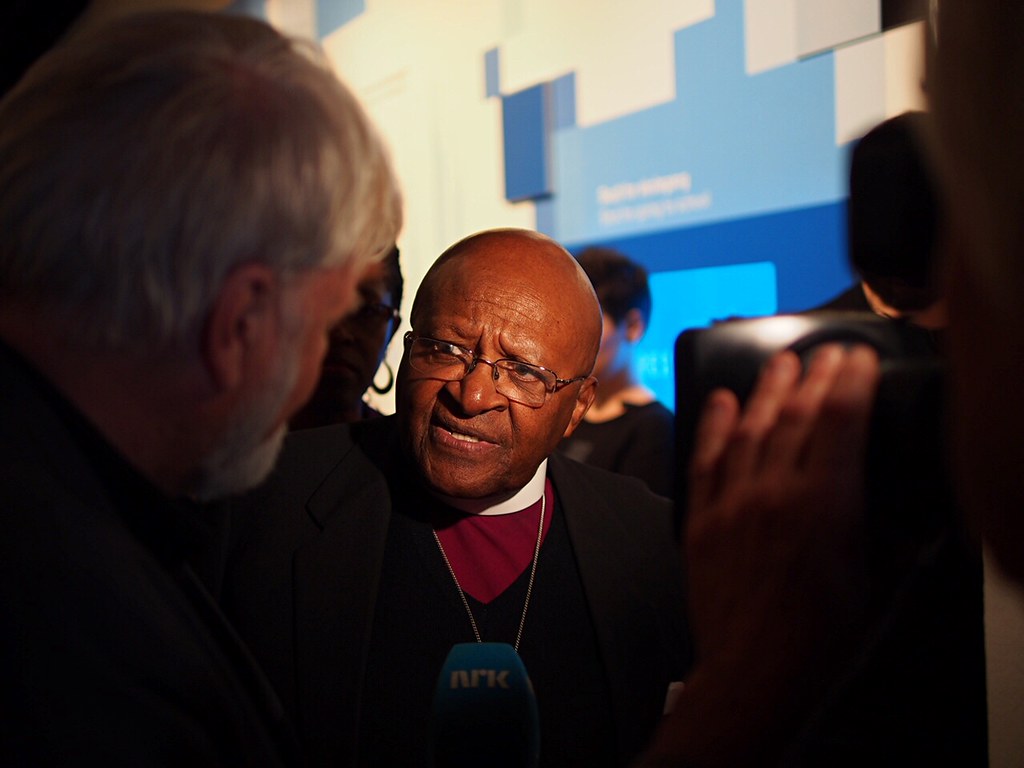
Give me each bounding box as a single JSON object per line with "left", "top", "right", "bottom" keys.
{"left": 431, "top": 494, "right": 545, "bottom": 653}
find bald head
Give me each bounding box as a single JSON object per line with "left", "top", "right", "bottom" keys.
{"left": 412, "top": 228, "right": 603, "bottom": 372}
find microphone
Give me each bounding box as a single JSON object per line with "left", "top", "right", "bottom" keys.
{"left": 430, "top": 642, "right": 540, "bottom": 768}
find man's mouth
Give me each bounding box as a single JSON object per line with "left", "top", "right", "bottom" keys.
{"left": 432, "top": 417, "right": 495, "bottom": 447}
{"left": 447, "top": 429, "right": 482, "bottom": 443}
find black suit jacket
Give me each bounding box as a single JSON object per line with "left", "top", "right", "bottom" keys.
{"left": 223, "top": 416, "right": 689, "bottom": 767}
{"left": 0, "top": 344, "right": 294, "bottom": 765}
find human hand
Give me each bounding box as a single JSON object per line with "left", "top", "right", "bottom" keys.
{"left": 641, "top": 344, "right": 881, "bottom": 766}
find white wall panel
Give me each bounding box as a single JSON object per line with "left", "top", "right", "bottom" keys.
{"left": 744, "top": 0, "right": 798, "bottom": 75}
{"left": 795, "top": 0, "right": 878, "bottom": 57}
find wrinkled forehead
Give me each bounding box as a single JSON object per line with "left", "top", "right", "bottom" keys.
{"left": 413, "top": 242, "right": 600, "bottom": 364}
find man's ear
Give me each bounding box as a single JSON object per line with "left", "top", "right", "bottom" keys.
{"left": 563, "top": 375, "right": 598, "bottom": 438}
{"left": 624, "top": 308, "right": 647, "bottom": 343}
{"left": 202, "top": 263, "right": 280, "bottom": 393}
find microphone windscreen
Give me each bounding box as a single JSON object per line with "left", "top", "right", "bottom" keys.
{"left": 430, "top": 642, "right": 540, "bottom": 768}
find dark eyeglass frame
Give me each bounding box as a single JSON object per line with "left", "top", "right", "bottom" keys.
{"left": 403, "top": 332, "right": 588, "bottom": 408}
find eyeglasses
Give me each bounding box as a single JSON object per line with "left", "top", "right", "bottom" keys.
{"left": 347, "top": 301, "right": 401, "bottom": 329}
{"left": 404, "top": 332, "right": 588, "bottom": 408}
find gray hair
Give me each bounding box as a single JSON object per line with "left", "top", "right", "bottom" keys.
{"left": 0, "top": 11, "right": 402, "bottom": 352}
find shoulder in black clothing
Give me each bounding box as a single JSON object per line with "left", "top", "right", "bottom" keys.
{"left": 808, "top": 284, "right": 872, "bottom": 313}
{"left": 557, "top": 401, "right": 675, "bottom": 498}
{"left": 0, "top": 343, "right": 294, "bottom": 766}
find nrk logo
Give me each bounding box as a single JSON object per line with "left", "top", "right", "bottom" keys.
{"left": 449, "top": 669, "right": 511, "bottom": 689}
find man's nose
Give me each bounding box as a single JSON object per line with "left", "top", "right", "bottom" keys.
{"left": 450, "top": 359, "right": 507, "bottom": 414}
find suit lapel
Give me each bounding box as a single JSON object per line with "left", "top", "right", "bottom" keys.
{"left": 292, "top": 425, "right": 393, "bottom": 767}
{"left": 179, "top": 563, "right": 298, "bottom": 761}
{"left": 549, "top": 455, "right": 681, "bottom": 762}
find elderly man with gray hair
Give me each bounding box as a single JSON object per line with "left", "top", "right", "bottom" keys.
{"left": 0, "top": 10, "right": 400, "bottom": 764}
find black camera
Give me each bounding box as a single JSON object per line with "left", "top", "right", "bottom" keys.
{"left": 673, "top": 312, "right": 949, "bottom": 578}
{"left": 672, "top": 311, "right": 987, "bottom": 766}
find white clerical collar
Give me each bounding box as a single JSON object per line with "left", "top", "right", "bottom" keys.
{"left": 432, "top": 459, "right": 547, "bottom": 516}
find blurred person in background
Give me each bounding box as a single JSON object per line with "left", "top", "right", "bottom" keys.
{"left": 291, "top": 245, "right": 404, "bottom": 429}
{"left": 815, "top": 111, "right": 946, "bottom": 336}
{"left": 557, "top": 246, "right": 675, "bottom": 498}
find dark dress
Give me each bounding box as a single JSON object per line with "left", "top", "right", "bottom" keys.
{"left": 556, "top": 401, "right": 675, "bottom": 498}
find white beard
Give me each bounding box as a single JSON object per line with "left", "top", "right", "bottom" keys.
{"left": 190, "top": 345, "right": 300, "bottom": 502}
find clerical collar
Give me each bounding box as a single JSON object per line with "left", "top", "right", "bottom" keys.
{"left": 432, "top": 459, "right": 547, "bottom": 516}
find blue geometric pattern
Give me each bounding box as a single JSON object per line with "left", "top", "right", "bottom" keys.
{"left": 638, "top": 260, "right": 779, "bottom": 410}
{"left": 493, "top": 4, "right": 857, "bottom": 406}
{"left": 570, "top": 200, "right": 853, "bottom": 410}
{"left": 550, "top": 73, "right": 576, "bottom": 131}
{"left": 484, "top": 48, "right": 500, "bottom": 98}
{"left": 317, "top": 0, "right": 365, "bottom": 37}
{"left": 550, "top": 1, "right": 844, "bottom": 244}
{"left": 224, "top": 0, "right": 267, "bottom": 18}
{"left": 502, "top": 84, "right": 553, "bottom": 202}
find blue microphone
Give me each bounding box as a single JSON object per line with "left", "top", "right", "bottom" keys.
{"left": 430, "top": 642, "right": 540, "bottom": 768}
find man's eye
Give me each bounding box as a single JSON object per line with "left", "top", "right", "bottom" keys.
{"left": 424, "top": 343, "right": 464, "bottom": 362}
{"left": 506, "top": 362, "right": 542, "bottom": 382}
